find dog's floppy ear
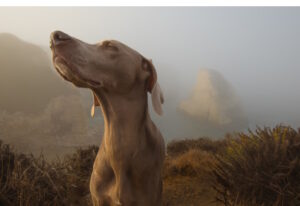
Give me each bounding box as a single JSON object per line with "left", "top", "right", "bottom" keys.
{"left": 142, "top": 58, "right": 164, "bottom": 115}
{"left": 91, "top": 91, "right": 101, "bottom": 117}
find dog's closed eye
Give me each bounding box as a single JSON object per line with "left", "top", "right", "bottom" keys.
{"left": 102, "top": 41, "right": 119, "bottom": 51}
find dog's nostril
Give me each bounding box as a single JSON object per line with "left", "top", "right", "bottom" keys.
{"left": 52, "top": 31, "right": 71, "bottom": 43}
{"left": 54, "top": 33, "right": 60, "bottom": 40}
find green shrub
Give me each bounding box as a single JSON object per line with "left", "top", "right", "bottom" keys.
{"left": 213, "top": 125, "right": 300, "bottom": 206}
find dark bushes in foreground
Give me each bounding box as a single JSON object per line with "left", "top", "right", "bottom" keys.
{"left": 1, "top": 125, "right": 300, "bottom": 206}
{"left": 167, "top": 137, "right": 227, "bottom": 157}
{"left": 0, "top": 140, "right": 98, "bottom": 206}
{"left": 213, "top": 125, "right": 300, "bottom": 206}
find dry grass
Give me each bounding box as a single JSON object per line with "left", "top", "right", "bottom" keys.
{"left": 0, "top": 140, "right": 97, "bottom": 206}
{"left": 163, "top": 137, "right": 226, "bottom": 206}
{"left": 213, "top": 125, "right": 300, "bottom": 206}
{"left": 167, "top": 137, "right": 227, "bottom": 157}
{"left": 1, "top": 125, "right": 300, "bottom": 206}
{"left": 163, "top": 149, "right": 219, "bottom": 206}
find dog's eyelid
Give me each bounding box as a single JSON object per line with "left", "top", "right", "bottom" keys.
{"left": 101, "top": 41, "right": 113, "bottom": 47}
{"left": 102, "top": 41, "right": 110, "bottom": 46}
{"left": 103, "top": 42, "right": 119, "bottom": 51}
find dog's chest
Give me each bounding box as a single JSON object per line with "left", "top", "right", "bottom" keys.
{"left": 104, "top": 133, "right": 160, "bottom": 169}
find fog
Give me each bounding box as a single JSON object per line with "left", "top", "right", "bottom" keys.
{"left": 0, "top": 7, "right": 300, "bottom": 153}
{"left": 179, "top": 69, "right": 247, "bottom": 128}
{"left": 0, "top": 95, "right": 102, "bottom": 158}
{"left": 0, "top": 33, "right": 102, "bottom": 158}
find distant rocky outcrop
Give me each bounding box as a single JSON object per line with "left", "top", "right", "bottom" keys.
{"left": 178, "top": 69, "right": 248, "bottom": 135}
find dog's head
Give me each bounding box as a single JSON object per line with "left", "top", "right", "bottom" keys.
{"left": 50, "top": 31, "right": 164, "bottom": 115}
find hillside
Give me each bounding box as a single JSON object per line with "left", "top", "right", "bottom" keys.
{"left": 0, "top": 33, "right": 101, "bottom": 158}
{"left": 0, "top": 33, "right": 77, "bottom": 114}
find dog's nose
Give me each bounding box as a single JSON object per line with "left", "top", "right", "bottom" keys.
{"left": 51, "top": 31, "right": 71, "bottom": 46}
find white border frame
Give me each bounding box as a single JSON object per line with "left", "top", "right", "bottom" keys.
{"left": 1, "top": 0, "right": 300, "bottom": 6}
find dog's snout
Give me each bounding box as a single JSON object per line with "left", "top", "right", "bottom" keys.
{"left": 51, "top": 31, "right": 71, "bottom": 46}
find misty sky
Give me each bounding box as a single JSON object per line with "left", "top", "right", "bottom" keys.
{"left": 1, "top": 7, "right": 300, "bottom": 137}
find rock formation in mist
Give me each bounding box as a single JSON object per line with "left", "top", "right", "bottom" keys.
{"left": 0, "top": 33, "right": 77, "bottom": 114}
{"left": 178, "top": 69, "right": 247, "bottom": 132}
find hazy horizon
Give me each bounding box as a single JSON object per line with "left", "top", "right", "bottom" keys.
{"left": 1, "top": 7, "right": 300, "bottom": 144}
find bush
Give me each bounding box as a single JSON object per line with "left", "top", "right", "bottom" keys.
{"left": 163, "top": 138, "right": 223, "bottom": 206}
{"left": 0, "top": 137, "right": 219, "bottom": 206}
{"left": 5, "top": 125, "right": 300, "bottom": 206}
{"left": 0, "top": 140, "right": 98, "bottom": 206}
{"left": 213, "top": 125, "right": 300, "bottom": 206}
{"left": 164, "top": 149, "right": 215, "bottom": 178}
{"left": 167, "top": 137, "right": 227, "bottom": 157}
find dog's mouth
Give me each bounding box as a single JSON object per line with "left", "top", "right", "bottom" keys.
{"left": 53, "top": 56, "right": 83, "bottom": 86}
{"left": 54, "top": 57, "right": 72, "bottom": 80}
{"left": 53, "top": 55, "right": 102, "bottom": 88}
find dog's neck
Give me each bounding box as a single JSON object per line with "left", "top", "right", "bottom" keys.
{"left": 93, "top": 87, "right": 151, "bottom": 144}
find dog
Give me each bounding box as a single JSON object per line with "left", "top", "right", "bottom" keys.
{"left": 50, "top": 31, "right": 165, "bottom": 206}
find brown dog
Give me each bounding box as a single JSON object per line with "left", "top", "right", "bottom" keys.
{"left": 50, "top": 31, "right": 165, "bottom": 206}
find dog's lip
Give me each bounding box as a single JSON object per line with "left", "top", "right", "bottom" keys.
{"left": 50, "top": 39, "right": 54, "bottom": 49}
{"left": 54, "top": 56, "right": 71, "bottom": 70}
{"left": 53, "top": 56, "right": 73, "bottom": 81}
{"left": 53, "top": 55, "right": 102, "bottom": 88}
